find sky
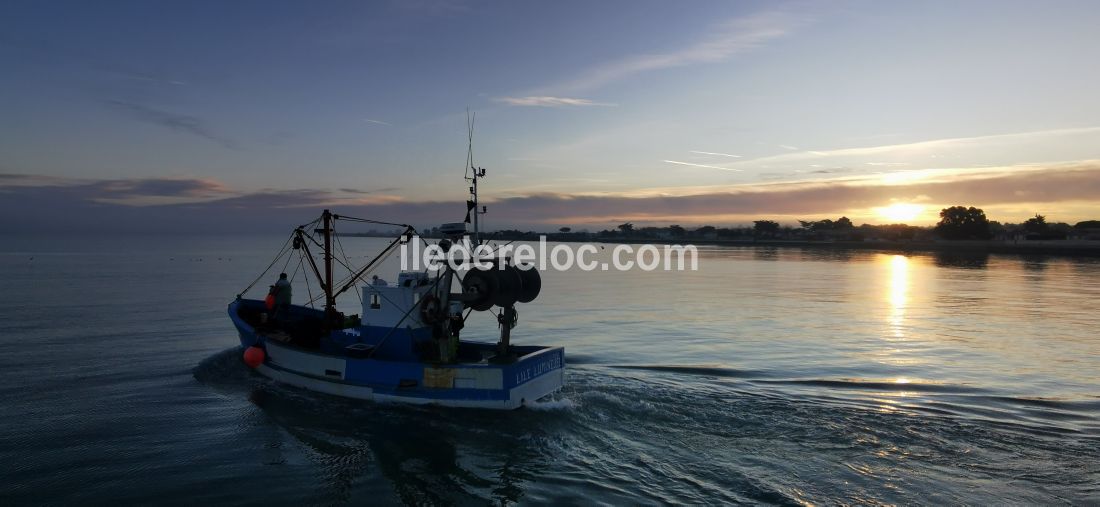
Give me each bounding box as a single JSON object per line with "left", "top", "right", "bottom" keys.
{"left": 2, "top": 0, "right": 1099, "bottom": 233}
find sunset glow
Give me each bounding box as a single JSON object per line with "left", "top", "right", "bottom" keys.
{"left": 1, "top": 1, "right": 1099, "bottom": 232}
{"left": 876, "top": 203, "right": 925, "bottom": 223}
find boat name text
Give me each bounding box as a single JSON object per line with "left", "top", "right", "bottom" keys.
{"left": 514, "top": 354, "right": 562, "bottom": 384}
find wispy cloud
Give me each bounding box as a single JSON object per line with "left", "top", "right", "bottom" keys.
{"left": 94, "top": 178, "right": 229, "bottom": 198}
{"left": 91, "top": 178, "right": 230, "bottom": 205}
{"left": 726, "top": 127, "right": 1100, "bottom": 170}
{"left": 866, "top": 162, "right": 910, "bottom": 167}
{"left": 4, "top": 162, "right": 1100, "bottom": 232}
{"left": 97, "top": 66, "right": 187, "bottom": 86}
{"left": 664, "top": 160, "right": 742, "bottom": 171}
{"left": 0, "top": 173, "right": 66, "bottom": 185}
{"left": 494, "top": 96, "right": 616, "bottom": 107}
{"left": 552, "top": 9, "right": 808, "bottom": 94}
{"left": 363, "top": 118, "right": 392, "bottom": 126}
{"left": 690, "top": 150, "right": 742, "bottom": 158}
{"left": 392, "top": 0, "right": 469, "bottom": 16}
{"left": 106, "top": 100, "right": 237, "bottom": 149}
{"left": 339, "top": 187, "right": 401, "bottom": 195}
{"left": 0, "top": 33, "right": 188, "bottom": 88}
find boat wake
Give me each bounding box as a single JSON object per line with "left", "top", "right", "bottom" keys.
{"left": 524, "top": 397, "right": 578, "bottom": 411}
{"left": 192, "top": 347, "right": 255, "bottom": 390}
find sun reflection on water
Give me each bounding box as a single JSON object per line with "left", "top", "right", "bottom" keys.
{"left": 888, "top": 255, "right": 909, "bottom": 340}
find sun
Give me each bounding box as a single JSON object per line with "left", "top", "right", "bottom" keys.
{"left": 876, "top": 203, "right": 924, "bottom": 222}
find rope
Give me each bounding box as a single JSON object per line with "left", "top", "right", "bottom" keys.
{"left": 237, "top": 233, "right": 294, "bottom": 297}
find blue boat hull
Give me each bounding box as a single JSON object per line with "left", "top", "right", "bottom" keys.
{"left": 229, "top": 299, "right": 564, "bottom": 409}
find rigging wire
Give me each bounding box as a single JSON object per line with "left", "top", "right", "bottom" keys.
{"left": 253, "top": 211, "right": 422, "bottom": 311}
{"left": 298, "top": 249, "right": 316, "bottom": 309}
{"left": 366, "top": 272, "right": 447, "bottom": 359}
{"left": 297, "top": 216, "right": 322, "bottom": 231}
{"left": 308, "top": 248, "right": 368, "bottom": 304}
{"left": 332, "top": 229, "right": 412, "bottom": 298}
{"left": 332, "top": 224, "right": 363, "bottom": 306}
{"left": 289, "top": 248, "right": 303, "bottom": 281}
{"left": 465, "top": 109, "right": 475, "bottom": 178}
{"left": 237, "top": 233, "right": 295, "bottom": 297}
{"left": 306, "top": 241, "right": 400, "bottom": 308}
{"left": 332, "top": 214, "right": 414, "bottom": 230}
{"left": 279, "top": 246, "right": 294, "bottom": 277}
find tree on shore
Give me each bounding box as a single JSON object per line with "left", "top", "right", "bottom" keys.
{"left": 799, "top": 216, "right": 854, "bottom": 232}
{"left": 799, "top": 219, "right": 833, "bottom": 231}
{"left": 935, "top": 206, "right": 992, "bottom": 240}
{"left": 559, "top": 227, "right": 571, "bottom": 233}
{"left": 1023, "top": 214, "right": 1048, "bottom": 235}
{"left": 753, "top": 220, "right": 780, "bottom": 238}
{"left": 617, "top": 222, "right": 634, "bottom": 235}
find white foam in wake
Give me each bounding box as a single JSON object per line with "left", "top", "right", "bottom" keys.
{"left": 525, "top": 397, "right": 578, "bottom": 411}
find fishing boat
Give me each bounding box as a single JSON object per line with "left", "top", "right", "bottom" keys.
{"left": 227, "top": 155, "right": 563, "bottom": 409}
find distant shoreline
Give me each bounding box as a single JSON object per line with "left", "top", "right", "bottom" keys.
{"left": 578, "top": 238, "right": 1100, "bottom": 258}
{"left": 339, "top": 232, "right": 1100, "bottom": 257}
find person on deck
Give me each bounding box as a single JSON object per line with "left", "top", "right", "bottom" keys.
{"left": 274, "top": 272, "right": 292, "bottom": 316}
{"left": 371, "top": 275, "right": 388, "bottom": 286}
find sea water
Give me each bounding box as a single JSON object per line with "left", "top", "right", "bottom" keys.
{"left": 1, "top": 235, "right": 1098, "bottom": 504}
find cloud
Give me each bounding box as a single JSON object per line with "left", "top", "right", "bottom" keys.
{"left": 105, "top": 100, "right": 238, "bottom": 149}
{"left": 96, "top": 66, "right": 188, "bottom": 86}
{"left": 339, "top": 187, "right": 401, "bottom": 195}
{"left": 663, "top": 160, "right": 742, "bottom": 171}
{"left": 732, "top": 127, "right": 1100, "bottom": 169}
{"left": 92, "top": 178, "right": 229, "bottom": 198}
{"left": 4, "top": 162, "right": 1100, "bottom": 233}
{"left": 363, "top": 118, "right": 392, "bottom": 126}
{"left": 493, "top": 8, "right": 808, "bottom": 106}
{"left": 0, "top": 32, "right": 189, "bottom": 87}
{"left": 493, "top": 96, "right": 615, "bottom": 107}
{"left": 690, "top": 151, "right": 742, "bottom": 158}
{"left": 392, "top": 0, "right": 469, "bottom": 15}
{"left": 474, "top": 162, "right": 1100, "bottom": 224}
{"left": 553, "top": 9, "right": 807, "bottom": 93}
{"left": 0, "top": 173, "right": 64, "bottom": 185}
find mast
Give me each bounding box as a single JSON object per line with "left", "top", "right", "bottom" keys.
{"left": 471, "top": 167, "right": 482, "bottom": 244}
{"left": 322, "top": 209, "right": 335, "bottom": 316}
{"left": 465, "top": 110, "right": 486, "bottom": 245}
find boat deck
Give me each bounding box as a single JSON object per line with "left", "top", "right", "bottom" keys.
{"left": 232, "top": 299, "right": 543, "bottom": 365}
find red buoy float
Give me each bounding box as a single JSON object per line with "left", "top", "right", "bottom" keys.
{"left": 243, "top": 346, "right": 265, "bottom": 368}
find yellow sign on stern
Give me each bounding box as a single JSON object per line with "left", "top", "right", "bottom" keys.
{"left": 423, "top": 367, "right": 455, "bottom": 389}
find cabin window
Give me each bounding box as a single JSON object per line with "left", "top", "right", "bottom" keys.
{"left": 370, "top": 294, "right": 380, "bottom": 309}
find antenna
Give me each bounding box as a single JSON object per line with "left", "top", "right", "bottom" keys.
{"left": 465, "top": 108, "right": 475, "bottom": 179}
{"left": 463, "top": 109, "right": 486, "bottom": 245}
